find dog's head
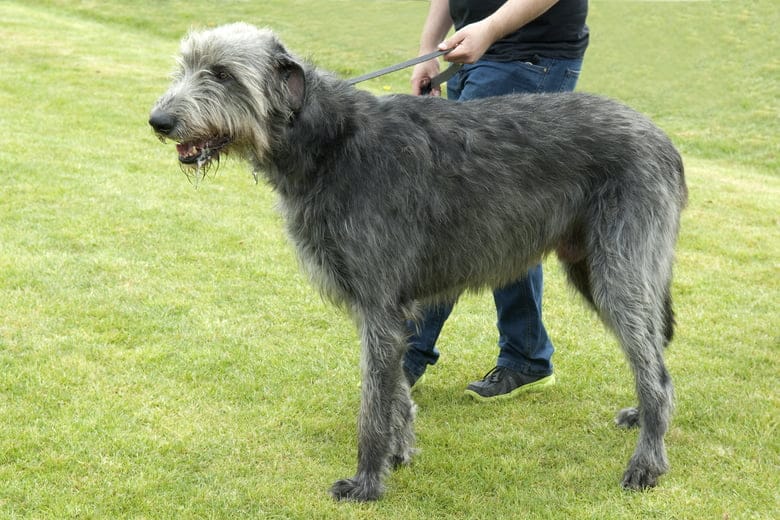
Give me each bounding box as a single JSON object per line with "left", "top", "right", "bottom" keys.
{"left": 149, "top": 23, "right": 305, "bottom": 178}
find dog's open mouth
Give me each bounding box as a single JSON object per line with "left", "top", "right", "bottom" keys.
{"left": 176, "top": 136, "right": 231, "bottom": 166}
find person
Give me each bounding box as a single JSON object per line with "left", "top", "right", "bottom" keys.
{"left": 404, "top": 0, "right": 589, "bottom": 400}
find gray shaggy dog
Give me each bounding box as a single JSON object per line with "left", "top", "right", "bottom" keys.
{"left": 149, "top": 23, "right": 687, "bottom": 501}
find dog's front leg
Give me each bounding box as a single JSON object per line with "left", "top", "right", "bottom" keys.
{"left": 331, "top": 306, "right": 411, "bottom": 501}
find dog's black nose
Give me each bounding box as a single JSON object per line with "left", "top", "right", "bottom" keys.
{"left": 149, "top": 109, "right": 177, "bottom": 135}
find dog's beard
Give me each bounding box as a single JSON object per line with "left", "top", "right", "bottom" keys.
{"left": 179, "top": 153, "right": 220, "bottom": 187}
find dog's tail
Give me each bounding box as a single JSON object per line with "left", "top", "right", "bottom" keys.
{"left": 662, "top": 291, "right": 676, "bottom": 348}
{"left": 666, "top": 150, "right": 686, "bottom": 348}
{"left": 675, "top": 149, "right": 689, "bottom": 209}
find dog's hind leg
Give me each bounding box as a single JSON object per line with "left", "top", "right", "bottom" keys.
{"left": 587, "top": 203, "right": 676, "bottom": 489}
{"left": 593, "top": 271, "right": 673, "bottom": 489}
{"left": 615, "top": 282, "right": 677, "bottom": 429}
{"left": 330, "top": 305, "right": 415, "bottom": 501}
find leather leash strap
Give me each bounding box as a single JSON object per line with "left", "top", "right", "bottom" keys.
{"left": 347, "top": 49, "right": 462, "bottom": 93}
{"left": 420, "top": 62, "right": 463, "bottom": 95}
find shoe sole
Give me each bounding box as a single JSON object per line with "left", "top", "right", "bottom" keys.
{"left": 464, "top": 373, "right": 556, "bottom": 402}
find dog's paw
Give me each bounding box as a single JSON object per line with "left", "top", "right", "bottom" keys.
{"left": 389, "top": 446, "right": 419, "bottom": 470}
{"left": 621, "top": 463, "right": 659, "bottom": 490}
{"left": 330, "top": 477, "right": 384, "bottom": 502}
{"left": 389, "top": 452, "right": 412, "bottom": 470}
{"left": 615, "top": 407, "right": 640, "bottom": 428}
{"left": 621, "top": 451, "right": 667, "bottom": 490}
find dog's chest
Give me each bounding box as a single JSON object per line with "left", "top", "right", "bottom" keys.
{"left": 277, "top": 195, "right": 352, "bottom": 302}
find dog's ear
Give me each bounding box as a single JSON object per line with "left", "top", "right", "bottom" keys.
{"left": 276, "top": 55, "right": 305, "bottom": 114}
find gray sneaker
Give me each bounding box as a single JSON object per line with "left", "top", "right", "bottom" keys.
{"left": 464, "top": 366, "right": 555, "bottom": 402}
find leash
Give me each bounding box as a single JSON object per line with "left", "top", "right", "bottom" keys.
{"left": 347, "top": 49, "right": 462, "bottom": 93}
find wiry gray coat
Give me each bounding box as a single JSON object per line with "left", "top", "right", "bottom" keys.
{"left": 150, "top": 23, "right": 688, "bottom": 501}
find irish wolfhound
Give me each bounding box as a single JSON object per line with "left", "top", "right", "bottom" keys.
{"left": 149, "top": 23, "right": 687, "bottom": 501}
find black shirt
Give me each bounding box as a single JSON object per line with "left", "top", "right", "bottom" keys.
{"left": 449, "top": 0, "right": 589, "bottom": 60}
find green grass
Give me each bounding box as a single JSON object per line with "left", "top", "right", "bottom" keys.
{"left": 1, "top": 1, "right": 778, "bottom": 518}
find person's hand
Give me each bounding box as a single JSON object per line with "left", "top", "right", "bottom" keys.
{"left": 410, "top": 60, "right": 441, "bottom": 96}
{"left": 438, "top": 19, "right": 498, "bottom": 64}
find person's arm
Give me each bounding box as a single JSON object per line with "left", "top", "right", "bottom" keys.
{"left": 419, "top": 0, "right": 454, "bottom": 54}
{"left": 441, "top": 0, "right": 559, "bottom": 64}
{"left": 410, "top": 0, "right": 453, "bottom": 96}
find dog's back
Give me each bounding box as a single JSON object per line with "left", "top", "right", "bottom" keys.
{"left": 278, "top": 85, "right": 687, "bottom": 306}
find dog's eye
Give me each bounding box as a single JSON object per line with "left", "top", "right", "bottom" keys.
{"left": 212, "top": 67, "right": 233, "bottom": 82}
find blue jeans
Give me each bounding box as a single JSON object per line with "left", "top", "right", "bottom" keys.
{"left": 403, "top": 57, "right": 583, "bottom": 381}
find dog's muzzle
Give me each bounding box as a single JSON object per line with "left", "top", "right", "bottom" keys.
{"left": 149, "top": 109, "right": 231, "bottom": 168}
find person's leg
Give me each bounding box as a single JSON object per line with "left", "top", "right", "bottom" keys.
{"left": 463, "top": 266, "right": 556, "bottom": 401}
{"left": 403, "top": 303, "right": 453, "bottom": 385}
{"left": 400, "top": 70, "right": 469, "bottom": 385}
{"left": 494, "top": 264, "right": 553, "bottom": 376}
{"left": 403, "top": 58, "right": 584, "bottom": 389}
{"left": 455, "top": 58, "right": 583, "bottom": 399}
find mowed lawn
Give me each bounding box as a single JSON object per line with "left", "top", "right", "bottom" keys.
{"left": 1, "top": 1, "right": 777, "bottom": 519}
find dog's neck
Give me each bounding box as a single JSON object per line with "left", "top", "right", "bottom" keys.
{"left": 261, "top": 69, "right": 371, "bottom": 195}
